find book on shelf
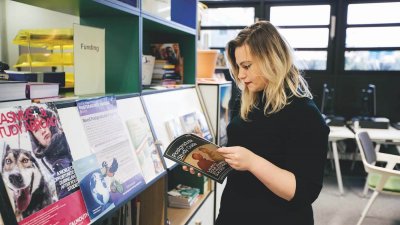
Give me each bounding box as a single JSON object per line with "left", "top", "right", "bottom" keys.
{"left": 150, "top": 43, "right": 183, "bottom": 84}
{"left": 151, "top": 60, "right": 181, "bottom": 85}
{"left": 0, "top": 80, "right": 27, "bottom": 101}
{"left": 31, "top": 95, "right": 79, "bottom": 103}
{"left": 25, "top": 82, "right": 59, "bottom": 99}
{"left": 142, "top": 55, "right": 155, "bottom": 86}
{"left": 5, "top": 70, "right": 66, "bottom": 87}
{"left": 0, "top": 103, "right": 89, "bottom": 225}
{"left": 169, "top": 167, "right": 210, "bottom": 195}
{"left": 133, "top": 198, "right": 141, "bottom": 225}
{"left": 164, "top": 133, "right": 232, "bottom": 184}
{"left": 168, "top": 184, "right": 200, "bottom": 209}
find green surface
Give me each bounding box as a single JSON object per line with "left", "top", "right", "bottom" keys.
{"left": 368, "top": 173, "right": 400, "bottom": 192}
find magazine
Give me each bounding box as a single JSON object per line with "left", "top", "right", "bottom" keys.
{"left": 165, "top": 117, "right": 185, "bottom": 142}
{"left": 75, "top": 96, "right": 146, "bottom": 221}
{"left": 0, "top": 103, "right": 89, "bottom": 225}
{"left": 167, "top": 184, "right": 200, "bottom": 208}
{"left": 163, "top": 134, "right": 232, "bottom": 183}
{"left": 180, "top": 111, "right": 212, "bottom": 142}
{"left": 125, "top": 115, "right": 165, "bottom": 183}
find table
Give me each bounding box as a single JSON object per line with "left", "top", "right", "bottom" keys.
{"left": 328, "top": 126, "right": 355, "bottom": 195}
{"left": 352, "top": 126, "right": 400, "bottom": 145}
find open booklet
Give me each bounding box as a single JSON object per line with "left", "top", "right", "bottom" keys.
{"left": 164, "top": 134, "right": 233, "bottom": 183}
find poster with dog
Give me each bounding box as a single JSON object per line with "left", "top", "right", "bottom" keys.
{"left": 0, "top": 103, "right": 90, "bottom": 225}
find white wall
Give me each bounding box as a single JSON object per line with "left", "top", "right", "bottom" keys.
{"left": 4, "top": 0, "right": 79, "bottom": 67}
{"left": 0, "top": 0, "right": 6, "bottom": 62}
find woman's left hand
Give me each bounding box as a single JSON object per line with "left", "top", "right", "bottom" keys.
{"left": 217, "top": 146, "right": 258, "bottom": 171}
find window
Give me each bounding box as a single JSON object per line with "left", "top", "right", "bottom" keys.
{"left": 200, "top": 29, "right": 242, "bottom": 48}
{"left": 345, "top": 2, "right": 400, "bottom": 71}
{"left": 200, "top": 7, "right": 255, "bottom": 48}
{"left": 270, "top": 5, "right": 331, "bottom": 70}
{"left": 200, "top": 1, "right": 400, "bottom": 74}
{"left": 201, "top": 7, "right": 254, "bottom": 27}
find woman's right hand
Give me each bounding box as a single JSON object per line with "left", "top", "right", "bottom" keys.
{"left": 182, "top": 166, "right": 202, "bottom": 177}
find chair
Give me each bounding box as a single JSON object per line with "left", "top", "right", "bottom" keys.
{"left": 355, "top": 131, "right": 400, "bottom": 225}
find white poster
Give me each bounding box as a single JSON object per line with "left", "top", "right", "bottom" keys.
{"left": 73, "top": 24, "right": 105, "bottom": 95}
{"left": 75, "top": 96, "right": 146, "bottom": 221}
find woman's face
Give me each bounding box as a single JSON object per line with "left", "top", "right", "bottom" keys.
{"left": 234, "top": 45, "right": 268, "bottom": 92}
{"left": 32, "top": 124, "right": 52, "bottom": 147}
{"left": 192, "top": 153, "right": 203, "bottom": 160}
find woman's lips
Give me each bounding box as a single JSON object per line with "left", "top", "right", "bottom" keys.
{"left": 44, "top": 133, "right": 51, "bottom": 140}
{"left": 244, "top": 81, "right": 251, "bottom": 86}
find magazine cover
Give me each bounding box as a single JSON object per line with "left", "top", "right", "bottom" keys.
{"left": 0, "top": 103, "right": 89, "bottom": 225}
{"left": 180, "top": 111, "right": 212, "bottom": 142}
{"left": 163, "top": 134, "right": 232, "bottom": 183}
{"left": 165, "top": 117, "right": 185, "bottom": 142}
{"left": 76, "top": 96, "right": 146, "bottom": 208}
{"left": 150, "top": 43, "right": 183, "bottom": 78}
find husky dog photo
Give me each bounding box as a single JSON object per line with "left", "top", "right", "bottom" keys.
{"left": 0, "top": 103, "right": 77, "bottom": 222}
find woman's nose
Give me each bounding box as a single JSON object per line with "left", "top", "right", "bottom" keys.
{"left": 238, "top": 68, "right": 247, "bottom": 80}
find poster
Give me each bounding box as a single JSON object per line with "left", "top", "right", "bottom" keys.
{"left": 219, "top": 85, "right": 231, "bottom": 146}
{"left": 0, "top": 103, "right": 89, "bottom": 225}
{"left": 75, "top": 96, "right": 145, "bottom": 220}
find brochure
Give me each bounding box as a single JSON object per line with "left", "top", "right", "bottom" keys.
{"left": 163, "top": 134, "right": 232, "bottom": 183}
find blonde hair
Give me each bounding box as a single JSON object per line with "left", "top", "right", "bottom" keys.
{"left": 226, "top": 21, "right": 312, "bottom": 120}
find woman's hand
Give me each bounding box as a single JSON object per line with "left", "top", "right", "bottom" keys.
{"left": 217, "top": 146, "right": 258, "bottom": 171}
{"left": 182, "top": 166, "right": 202, "bottom": 177}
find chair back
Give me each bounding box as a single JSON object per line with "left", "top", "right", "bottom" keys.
{"left": 356, "top": 132, "right": 377, "bottom": 165}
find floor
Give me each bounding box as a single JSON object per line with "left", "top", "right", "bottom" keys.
{"left": 313, "top": 161, "right": 400, "bottom": 225}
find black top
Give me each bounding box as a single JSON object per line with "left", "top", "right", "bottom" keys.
{"left": 216, "top": 96, "right": 330, "bottom": 225}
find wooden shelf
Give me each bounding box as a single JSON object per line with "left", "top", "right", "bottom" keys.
{"left": 167, "top": 190, "right": 213, "bottom": 225}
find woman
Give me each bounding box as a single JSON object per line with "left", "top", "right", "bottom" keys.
{"left": 186, "top": 21, "right": 329, "bottom": 225}
{"left": 26, "top": 105, "right": 76, "bottom": 199}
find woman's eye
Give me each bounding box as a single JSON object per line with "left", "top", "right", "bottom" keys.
{"left": 243, "top": 64, "right": 252, "bottom": 70}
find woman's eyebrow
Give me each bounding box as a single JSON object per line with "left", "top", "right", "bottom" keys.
{"left": 238, "top": 61, "right": 252, "bottom": 66}
{"left": 236, "top": 61, "right": 252, "bottom": 66}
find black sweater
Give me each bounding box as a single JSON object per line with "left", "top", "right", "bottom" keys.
{"left": 216, "top": 96, "right": 330, "bottom": 225}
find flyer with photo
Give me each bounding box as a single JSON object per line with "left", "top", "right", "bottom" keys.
{"left": 164, "top": 134, "right": 232, "bottom": 183}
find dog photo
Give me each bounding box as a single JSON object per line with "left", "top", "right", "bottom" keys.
{"left": 1, "top": 143, "right": 54, "bottom": 221}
